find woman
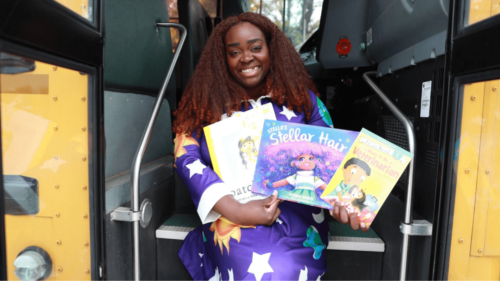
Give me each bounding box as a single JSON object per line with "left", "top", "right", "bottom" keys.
{"left": 173, "top": 12, "right": 366, "bottom": 280}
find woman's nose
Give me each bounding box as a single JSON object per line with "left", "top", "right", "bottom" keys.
{"left": 240, "top": 51, "right": 254, "bottom": 63}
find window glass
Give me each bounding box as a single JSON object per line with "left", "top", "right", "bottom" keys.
{"left": 199, "top": 0, "right": 217, "bottom": 18}
{"left": 464, "top": 0, "right": 500, "bottom": 27}
{"left": 257, "top": 0, "right": 323, "bottom": 47}
{"left": 1, "top": 52, "right": 92, "bottom": 280}
{"left": 55, "top": 0, "right": 93, "bottom": 23}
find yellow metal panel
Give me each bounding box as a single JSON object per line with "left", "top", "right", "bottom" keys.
{"left": 468, "top": 256, "right": 500, "bottom": 280}
{"left": 55, "top": 0, "right": 91, "bottom": 21}
{"left": 470, "top": 81, "right": 498, "bottom": 257}
{"left": 491, "top": 0, "right": 500, "bottom": 16}
{"left": 469, "top": 0, "right": 493, "bottom": 25}
{"left": 485, "top": 80, "right": 500, "bottom": 256}
{"left": 2, "top": 60, "right": 91, "bottom": 280}
{"left": 448, "top": 83, "right": 485, "bottom": 279}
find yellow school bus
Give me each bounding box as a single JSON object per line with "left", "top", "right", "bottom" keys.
{"left": 0, "top": 0, "right": 499, "bottom": 280}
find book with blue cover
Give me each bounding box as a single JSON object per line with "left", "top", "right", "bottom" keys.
{"left": 251, "top": 120, "right": 359, "bottom": 209}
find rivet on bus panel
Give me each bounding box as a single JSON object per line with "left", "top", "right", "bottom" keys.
{"left": 83, "top": 214, "right": 88, "bottom": 219}
{"left": 459, "top": 238, "right": 464, "bottom": 243}
{"left": 53, "top": 96, "right": 58, "bottom": 101}
{"left": 82, "top": 127, "right": 86, "bottom": 132}
{"left": 83, "top": 185, "right": 88, "bottom": 190}
{"left": 465, "top": 168, "right": 470, "bottom": 174}
{"left": 471, "top": 95, "right": 476, "bottom": 101}
{"left": 55, "top": 184, "right": 60, "bottom": 189}
{"left": 85, "top": 269, "right": 90, "bottom": 274}
{"left": 55, "top": 213, "right": 60, "bottom": 217}
{"left": 478, "top": 248, "right": 483, "bottom": 254}
{"left": 53, "top": 126, "right": 58, "bottom": 131}
{"left": 53, "top": 66, "right": 57, "bottom": 71}
{"left": 81, "top": 96, "right": 86, "bottom": 101}
{"left": 84, "top": 242, "right": 89, "bottom": 247}
{"left": 486, "top": 170, "right": 490, "bottom": 174}
{"left": 493, "top": 87, "right": 497, "bottom": 92}
{"left": 57, "top": 267, "right": 63, "bottom": 272}
{"left": 56, "top": 240, "right": 62, "bottom": 245}
{"left": 82, "top": 156, "right": 87, "bottom": 161}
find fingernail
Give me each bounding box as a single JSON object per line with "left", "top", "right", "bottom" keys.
{"left": 361, "top": 222, "right": 366, "bottom": 228}
{"left": 273, "top": 190, "right": 278, "bottom": 196}
{"left": 340, "top": 201, "right": 344, "bottom": 206}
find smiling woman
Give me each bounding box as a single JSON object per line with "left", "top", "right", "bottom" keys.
{"left": 171, "top": 12, "right": 338, "bottom": 281}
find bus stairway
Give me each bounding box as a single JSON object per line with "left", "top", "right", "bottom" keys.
{"left": 156, "top": 212, "right": 385, "bottom": 280}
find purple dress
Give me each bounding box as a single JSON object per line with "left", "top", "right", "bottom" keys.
{"left": 175, "top": 90, "right": 334, "bottom": 280}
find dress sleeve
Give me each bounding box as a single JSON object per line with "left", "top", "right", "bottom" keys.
{"left": 306, "top": 89, "right": 334, "bottom": 128}
{"left": 174, "top": 131, "right": 233, "bottom": 224}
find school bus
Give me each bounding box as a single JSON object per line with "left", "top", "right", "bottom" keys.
{"left": 0, "top": 0, "right": 499, "bottom": 280}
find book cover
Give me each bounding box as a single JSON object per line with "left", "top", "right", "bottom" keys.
{"left": 204, "top": 104, "right": 276, "bottom": 203}
{"left": 320, "top": 128, "right": 414, "bottom": 225}
{"left": 252, "top": 120, "right": 359, "bottom": 209}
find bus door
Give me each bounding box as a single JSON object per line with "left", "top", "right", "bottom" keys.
{"left": 0, "top": 1, "right": 104, "bottom": 280}
{"left": 435, "top": 0, "right": 500, "bottom": 279}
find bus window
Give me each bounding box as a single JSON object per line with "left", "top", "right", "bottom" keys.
{"left": 252, "top": 0, "right": 324, "bottom": 47}
{"left": 55, "top": 0, "right": 93, "bottom": 23}
{"left": 448, "top": 79, "right": 500, "bottom": 280}
{"left": 1, "top": 53, "right": 93, "bottom": 280}
{"left": 465, "top": 0, "right": 500, "bottom": 26}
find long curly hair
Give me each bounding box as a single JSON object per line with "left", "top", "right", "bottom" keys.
{"left": 173, "top": 12, "right": 318, "bottom": 136}
{"left": 254, "top": 141, "right": 345, "bottom": 196}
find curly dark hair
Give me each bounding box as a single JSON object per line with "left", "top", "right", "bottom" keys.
{"left": 173, "top": 12, "right": 318, "bottom": 136}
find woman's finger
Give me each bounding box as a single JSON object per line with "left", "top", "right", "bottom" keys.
{"left": 264, "top": 190, "right": 279, "bottom": 207}
{"left": 332, "top": 202, "right": 340, "bottom": 220}
{"left": 349, "top": 213, "right": 359, "bottom": 230}
{"left": 360, "top": 222, "right": 369, "bottom": 232}
{"left": 339, "top": 204, "right": 349, "bottom": 224}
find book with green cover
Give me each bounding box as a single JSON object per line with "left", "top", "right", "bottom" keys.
{"left": 320, "top": 128, "right": 413, "bottom": 225}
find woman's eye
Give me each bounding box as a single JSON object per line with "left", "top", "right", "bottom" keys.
{"left": 229, "top": 50, "right": 239, "bottom": 56}
{"left": 351, "top": 168, "right": 356, "bottom": 174}
{"left": 252, "top": 46, "right": 262, "bottom": 51}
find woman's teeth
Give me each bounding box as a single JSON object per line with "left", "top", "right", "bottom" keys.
{"left": 241, "top": 66, "right": 259, "bottom": 73}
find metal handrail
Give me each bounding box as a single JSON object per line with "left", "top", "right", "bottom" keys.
{"left": 130, "top": 23, "right": 186, "bottom": 281}
{"left": 362, "top": 71, "right": 416, "bottom": 281}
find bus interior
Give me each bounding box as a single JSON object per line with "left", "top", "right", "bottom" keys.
{"left": 1, "top": 0, "right": 500, "bottom": 280}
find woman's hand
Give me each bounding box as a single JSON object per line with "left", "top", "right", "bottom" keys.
{"left": 329, "top": 201, "right": 369, "bottom": 232}
{"left": 213, "top": 191, "right": 282, "bottom": 226}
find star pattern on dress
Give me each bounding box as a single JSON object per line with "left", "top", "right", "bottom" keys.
{"left": 186, "top": 159, "right": 206, "bottom": 178}
{"left": 209, "top": 267, "right": 220, "bottom": 281}
{"left": 248, "top": 252, "right": 273, "bottom": 281}
{"left": 199, "top": 253, "right": 203, "bottom": 267}
{"left": 174, "top": 134, "right": 200, "bottom": 165}
{"left": 299, "top": 266, "right": 308, "bottom": 281}
{"left": 228, "top": 269, "right": 234, "bottom": 281}
{"left": 275, "top": 218, "right": 283, "bottom": 224}
{"left": 279, "top": 106, "right": 297, "bottom": 121}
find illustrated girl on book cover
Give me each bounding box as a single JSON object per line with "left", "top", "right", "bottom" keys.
{"left": 256, "top": 141, "right": 345, "bottom": 209}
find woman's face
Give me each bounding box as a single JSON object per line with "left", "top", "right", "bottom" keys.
{"left": 224, "top": 22, "right": 270, "bottom": 98}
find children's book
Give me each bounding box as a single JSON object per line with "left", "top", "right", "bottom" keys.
{"left": 252, "top": 120, "right": 359, "bottom": 209}
{"left": 320, "top": 128, "right": 414, "bottom": 225}
{"left": 204, "top": 104, "right": 276, "bottom": 203}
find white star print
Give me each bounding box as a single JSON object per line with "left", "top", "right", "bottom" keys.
{"left": 279, "top": 106, "right": 297, "bottom": 121}
{"left": 248, "top": 252, "right": 273, "bottom": 281}
{"left": 312, "top": 210, "right": 325, "bottom": 224}
{"left": 316, "top": 272, "right": 325, "bottom": 281}
{"left": 186, "top": 159, "right": 206, "bottom": 178}
{"left": 276, "top": 218, "right": 283, "bottom": 224}
{"left": 209, "top": 267, "right": 220, "bottom": 281}
{"left": 299, "top": 266, "right": 308, "bottom": 281}
{"left": 199, "top": 253, "right": 204, "bottom": 267}
{"left": 228, "top": 269, "right": 234, "bottom": 281}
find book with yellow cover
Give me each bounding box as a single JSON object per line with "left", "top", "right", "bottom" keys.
{"left": 204, "top": 103, "right": 276, "bottom": 203}
{"left": 320, "top": 128, "right": 413, "bottom": 225}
